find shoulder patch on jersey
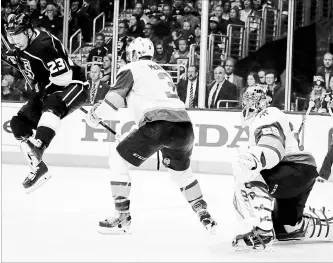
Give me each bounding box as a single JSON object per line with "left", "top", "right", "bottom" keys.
{"left": 254, "top": 121, "right": 286, "bottom": 146}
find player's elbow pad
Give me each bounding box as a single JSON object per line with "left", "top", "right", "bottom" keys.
{"left": 95, "top": 91, "right": 125, "bottom": 120}
{"left": 250, "top": 135, "right": 286, "bottom": 170}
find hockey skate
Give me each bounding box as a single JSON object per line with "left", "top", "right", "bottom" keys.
{"left": 98, "top": 211, "right": 132, "bottom": 234}
{"left": 276, "top": 206, "right": 333, "bottom": 243}
{"left": 232, "top": 227, "right": 275, "bottom": 251}
{"left": 192, "top": 200, "right": 217, "bottom": 234}
{"left": 21, "top": 138, "right": 51, "bottom": 194}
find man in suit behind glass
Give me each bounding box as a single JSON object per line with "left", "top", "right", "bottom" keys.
{"left": 206, "top": 66, "right": 238, "bottom": 109}
{"left": 224, "top": 57, "right": 244, "bottom": 103}
{"left": 88, "top": 65, "right": 110, "bottom": 104}
{"left": 177, "top": 65, "right": 199, "bottom": 108}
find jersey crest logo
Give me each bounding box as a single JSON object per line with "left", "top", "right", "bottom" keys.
{"left": 21, "top": 58, "right": 35, "bottom": 80}
{"left": 258, "top": 109, "right": 269, "bottom": 118}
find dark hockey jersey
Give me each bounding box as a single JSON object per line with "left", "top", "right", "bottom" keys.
{"left": 12, "top": 29, "right": 85, "bottom": 96}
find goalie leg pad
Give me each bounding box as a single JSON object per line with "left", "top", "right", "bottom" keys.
{"left": 233, "top": 179, "right": 274, "bottom": 233}
{"left": 233, "top": 179, "right": 275, "bottom": 250}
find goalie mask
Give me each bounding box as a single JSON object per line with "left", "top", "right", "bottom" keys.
{"left": 241, "top": 84, "right": 268, "bottom": 127}
{"left": 5, "top": 13, "right": 33, "bottom": 50}
{"left": 127, "top": 37, "right": 154, "bottom": 62}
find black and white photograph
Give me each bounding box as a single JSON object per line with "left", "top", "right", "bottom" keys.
{"left": 1, "top": 0, "right": 333, "bottom": 262}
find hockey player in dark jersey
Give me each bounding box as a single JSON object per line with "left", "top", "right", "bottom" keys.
{"left": 4, "top": 13, "right": 89, "bottom": 193}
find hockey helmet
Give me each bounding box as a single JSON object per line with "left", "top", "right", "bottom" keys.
{"left": 6, "top": 13, "right": 33, "bottom": 50}
{"left": 241, "top": 84, "right": 268, "bottom": 126}
{"left": 127, "top": 37, "right": 154, "bottom": 62}
{"left": 6, "top": 13, "right": 32, "bottom": 36}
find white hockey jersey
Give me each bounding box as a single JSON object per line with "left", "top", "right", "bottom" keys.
{"left": 106, "top": 59, "right": 191, "bottom": 127}
{"left": 249, "top": 107, "right": 316, "bottom": 168}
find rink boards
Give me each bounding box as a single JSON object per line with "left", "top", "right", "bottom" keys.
{"left": 1, "top": 102, "right": 332, "bottom": 174}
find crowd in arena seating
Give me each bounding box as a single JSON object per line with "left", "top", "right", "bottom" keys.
{"left": 1, "top": 0, "right": 332, "bottom": 114}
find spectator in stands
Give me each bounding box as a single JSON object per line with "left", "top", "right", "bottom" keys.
{"left": 193, "top": 24, "right": 201, "bottom": 45}
{"left": 308, "top": 75, "right": 326, "bottom": 113}
{"left": 153, "top": 40, "right": 171, "bottom": 64}
{"left": 117, "top": 20, "right": 129, "bottom": 59}
{"left": 149, "top": 14, "right": 169, "bottom": 38}
{"left": 128, "top": 14, "right": 144, "bottom": 38}
{"left": 208, "top": 16, "right": 221, "bottom": 35}
{"left": 88, "top": 65, "right": 110, "bottom": 104}
{"left": 134, "top": 2, "right": 149, "bottom": 27}
{"left": 172, "top": 0, "right": 185, "bottom": 18}
{"left": 40, "top": 3, "right": 62, "bottom": 39}
{"left": 258, "top": 68, "right": 266, "bottom": 84}
{"left": 143, "top": 22, "right": 159, "bottom": 44}
{"left": 206, "top": 66, "right": 238, "bottom": 108}
{"left": 240, "top": 0, "right": 257, "bottom": 23}
{"left": 253, "top": 0, "right": 268, "bottom": 13}
{"left": 68, "top": 0, "right": 80, "bottom": 36}
{"left": 265, "top": 69, "right": 285, "bottom": 109}
{"left": 160, "top": 4, "right": 177, "bottom": 35}
{"left": 209, "top": 0, "right": 223, "bottom": 15}
{"left": 1, "top": 74, "right": 21, "bottom": 101}
{"left": 147, "top": 2, "right": 161, "bottom": 16}
{"left": 194, "top": 0, "right": 202, "bottom": 16}
{"left": 212, "top": 5, "right": 223, "bottom": 22}
{"left": 87, "top": 33, "right": 109, "bottom": 63}
{"left": 2, "top": 1, "right": 13, "bottom": 23}
{"left": 31, "top": 0, "right": 48, "bottom": 25}
{"left": 77, "top": 0, "right": 97, "bottom": 43}
{"left": 220, "top": 6, "right": 245, "bottom": 34}
{"left": 245, "top": 71, "right": 260, "bottom": 88}
{"left": 317, "top": 52, "right": 333, "bottom": 89}
{"left": 178, "top": 2, "right": 200, "bottom": 30}
{"left": 52, "top": 0, "right": 64, "bottom": 17}
{"left": 101, "top": 54, "right": 112, "bottom": 84}
{"left": 177, "top": 65, "right": 200, "bottom": 108}
{"left": 224, "top": 57, "right": 244, "bottom": 101}
{"left": 165, "top": 28, "right": 181, "bottom": 53}
{"left": 222, "top": 0, "right": 231, "bottom": 20}
{"left": 180, "top": 21, "right": 195, "bottom": 45}
{"left": 169, "top": 37, "right": 191, "bottom": 70}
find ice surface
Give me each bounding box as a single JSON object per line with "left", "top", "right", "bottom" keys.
{"left": 1, "top": 164, "right": 333, "bottom": 262}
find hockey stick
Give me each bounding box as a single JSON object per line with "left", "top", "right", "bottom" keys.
{"left": 294, "top": 101, "right": 315, "bottom": 151}
{"left": 79, "top": 107, "right": 116, "bottom": 135}
{"left": 1, "top": 36, "right": 116, "bottom": 135}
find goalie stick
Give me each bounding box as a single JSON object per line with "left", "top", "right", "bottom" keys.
{"left": 1, "top": 35, "right": 116, "bottom": 135}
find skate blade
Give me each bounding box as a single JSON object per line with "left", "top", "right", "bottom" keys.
{"left": 233, "top": 240, "right": 274, "bottom": 252}
{"left": 98, "top": 226, "right": 131, "bottom": 235}
{"left": 25, "top": 173, "right": 52, "bottom": 194}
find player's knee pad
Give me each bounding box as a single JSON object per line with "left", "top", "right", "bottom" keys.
{"left": 168, "top": 167, "right": 195, "bottom": 187}
{"left": 42, "top": 95, "right": 67, "bottom": 118}
{"left": 233, "top": 180, "right": 274, "bottom": 233}
{"left": 10, "top": 115, "right": 34, "bottom": 140}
